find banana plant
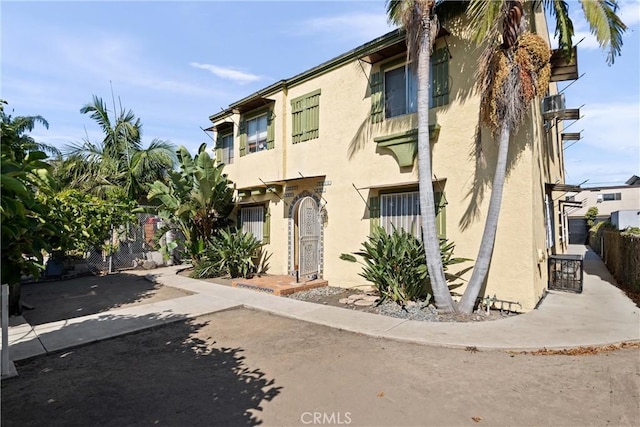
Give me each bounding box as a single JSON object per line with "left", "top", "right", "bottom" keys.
{"left": 147, "top": 143, "right": 235, "bottom": 262}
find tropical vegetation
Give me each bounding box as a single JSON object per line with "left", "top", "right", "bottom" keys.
{"left": 386, "top": 0, "right": 626, "bottom": 314}
{"left": 457, "top": 0, "right": 627, "bottom": 314}
{"left": 340, "top": 227, "right": 471, "bottom": 306}
{"left": 146, "top": 143, "right": 235, "bottom": 263}
{"left": 60, "top": 95, "right": 177, "bottom": 203}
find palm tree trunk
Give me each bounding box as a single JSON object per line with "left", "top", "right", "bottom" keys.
{"left": 417, "top": 16, "right": 457, "bottom": 313}
{"left": 458, "top": 123, "right": 510, "bottom": 314}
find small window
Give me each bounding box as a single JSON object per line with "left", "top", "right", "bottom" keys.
{"left": 374, "top": 190, "right": 445, "bottom": 239}
{"left": 247, "top": 114, "right": 268, "bottom": 154}
{"left": 240, "top": 206, "right": 264, "bottom": 241}
{"left": 219, "top": 133, "right": 234, "bottom": 165}
{"left": 602, "top": 192, "right": 622, "bottom": 201}
{"left": 384, "top": 64, "right": 417, "bottom": 118}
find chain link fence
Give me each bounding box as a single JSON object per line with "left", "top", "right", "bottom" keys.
{"left": 85, "top": 212, "right": 168, "bottom": 274}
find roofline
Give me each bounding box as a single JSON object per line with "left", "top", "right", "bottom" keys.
{"left": 210, "top": 29, "right": 409, "bottom": 123}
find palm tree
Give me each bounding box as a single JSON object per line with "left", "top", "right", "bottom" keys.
{"left": 63, "top": 95, "right": 177, "bottom": 203}
{"left": 386, "top": 0, "right": 467, "bottom": 313}
{"left": 457, "top": 0, "right": 626, "bottom": 314}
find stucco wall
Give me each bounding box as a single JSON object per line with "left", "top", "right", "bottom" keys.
{"left": 211, "top": 8, "right": 560, "bottom": 311}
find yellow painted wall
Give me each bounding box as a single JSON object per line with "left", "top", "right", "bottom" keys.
{"left": 212, "top": 9, "right": 563, "bottom": 311}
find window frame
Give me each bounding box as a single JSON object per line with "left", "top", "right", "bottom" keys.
{"left": 239, "top": 104, "right": 275, "bottom": 157}
{"left": 373, "top": 47, "right": 450, "bottom": 123}
{"left": 219, "top": 131, "right": 234, "bottom": 165}
{"left": 240, "top": 205, "right": 265, "bottom": 242}
{"left": 371, "top": 188, "right": 446, "bottom": 239}
{"left": 246, "top": 113, "right": 269, "bottom": 154}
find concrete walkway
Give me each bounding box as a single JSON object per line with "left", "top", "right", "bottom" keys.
{"left": 4, "top": 245, "right": 639, "bottom": 366}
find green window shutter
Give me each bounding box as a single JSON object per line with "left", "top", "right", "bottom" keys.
{"left": 435, "top": 192, "right": 446, "bottom": 239}
{"left": 306, "top": 92, "right": 320, "bottom": 140}
{"left": 262, "top": 205, "right": 271, "bottom": 244}
{"left": 215, "top": 132, "right": 223, "bottom": 163}
{"left": 237, "top": 208, "right": 243, "bottom": 231}
{"left": 431, "top": 48, "right": 450, "bottom": 108}
{"left": 238, "top": 119, "right": 247, "bottom": 157}
{"left": 291, "top": 98, "right": 304, "bottom": 144}
{"left": 266, "top": 109, "right": 275, "bottom": 150}
{"left": 369, "top": 196, "right": 380, "bottom": 234}
{"left": 291, "top": 90, "right": 320, "bottom": 143}
{"left": 370, "top": 71, "right": 383, "bottom": 123}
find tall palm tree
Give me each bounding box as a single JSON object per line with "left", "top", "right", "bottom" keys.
{"left": 63, "top": 95, "right": 177, "bottom": 203}
{"left": 386, "top": 0, "right": 465, "bottom": 313}
{"left": 457, "top": 0, "right": 626, "bottom": 314}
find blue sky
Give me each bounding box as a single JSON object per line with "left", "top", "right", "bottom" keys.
{"left": 2, "top": 1, "right": 638, "bottom": 187}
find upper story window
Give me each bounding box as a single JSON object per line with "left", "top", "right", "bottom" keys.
{"left": 219, "top": 132, "right": 234, "bottom": 165}
{"left": 247, "top": 114, "right": 268, "bottom": 153}
{"left": 370, "top": 47, "right": 450, "bottom": 123}
{"left": 601, "top": 192, "right": 622, "bottom": 201}
{"left": 385, "top": 64, "right": 417, "bottom": 118}
{"left": 239, "top": 106, "right": 275, "bottom": 157}
{"left": 291, "top": 89, "right": 321, "bottom": 143}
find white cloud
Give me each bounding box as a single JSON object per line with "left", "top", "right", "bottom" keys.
{"left": 618, "top": 0, "right": 640, "bottom": 27}
{"left": 294, "top": 12, "right": 394, "bottom": 42}
{"left": 579, "top": 102, "right": 640, "bottom": 152}
{"left": 190, "top": 62, "right": 262, "bottom": 84}
{"left": 549, "top": 1, "right": 638, "bottom": 51}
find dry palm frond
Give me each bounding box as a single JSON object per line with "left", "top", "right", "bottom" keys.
{"left": 508, "top": 341, "right": 640, "bottom": 356}
{"left": 386, "top": 0, "right": 438, "bottom": 64}
{"left": 479, "top": 32, "right": 551, "bottom": 136}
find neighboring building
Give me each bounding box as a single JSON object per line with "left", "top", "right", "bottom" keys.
{"left": 565, "top": 176, "right": 640, "bottom": 242}
{"left": 207, "top": 8, "right": 575, "bottom": 312}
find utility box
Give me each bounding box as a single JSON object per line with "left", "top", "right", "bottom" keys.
{"left": 548, "top": 254, "right": 584, "bottom": 293}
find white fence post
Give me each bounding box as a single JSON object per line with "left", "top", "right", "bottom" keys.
{"left": 1, "top": 284, "right": 9, "bottom": 376}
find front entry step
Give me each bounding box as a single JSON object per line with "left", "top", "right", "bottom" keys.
{"left": 231, "top": 275, "right": 328, "bottom": 296}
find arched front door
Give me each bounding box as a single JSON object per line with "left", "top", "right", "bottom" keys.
{"left": 296, "top": 196, "right": 320, "bottom": 278}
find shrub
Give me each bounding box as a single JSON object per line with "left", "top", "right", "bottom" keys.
{"left": 585, "top": 207, "right": 598, "bottom": 228}
{"left": 192, "top": 229, "right": 271, "bottom": 279}
{"left": 588, "top": 220, "right": 615, "bottom": 255}
{"left": 340, "top": 227, "right": 471, "bottom": 306}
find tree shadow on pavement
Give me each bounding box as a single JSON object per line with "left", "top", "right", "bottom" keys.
{"left": 20, "top": 272, "right": 191, "bottom": 326}
{"left": 2, "top": 313, "right": 281, "bottom": 426}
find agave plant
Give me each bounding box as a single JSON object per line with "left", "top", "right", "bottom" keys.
{"left": 340, "top": 227, "right": 471, "bottom": 306}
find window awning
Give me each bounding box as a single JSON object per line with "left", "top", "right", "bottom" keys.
{"left": 264, "top": 174, "right": 326, "bottom": 186}
{"left": 231, "top": 97, "right": 275, "bottom": 115}
{"left": 357, "top": 178, "right": 445, "bottom": 191}
{"left": 359, "top": 27, "right": 450, "bottom": 64}
{"left": 546, "top": 183, "right": 582, "bottom": 192}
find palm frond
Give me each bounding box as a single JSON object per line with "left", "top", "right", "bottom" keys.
{"left": 579, "top": 0, "right": 626, "bottom": 65}
{"left": 467, "top": 0, "right": 505, "bottom": 45}
{"left": 80, "top": 96, "right": 113, "bottom": 137}
{"left": 545, "top": 1, "right": 574, "bottom": 61}
{"left": 386, "top": 0, "right": 437, "bottom": 63}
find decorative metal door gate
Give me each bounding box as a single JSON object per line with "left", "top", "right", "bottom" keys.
{"left": 298, "top": 196, "right": 320, "bottom": 277}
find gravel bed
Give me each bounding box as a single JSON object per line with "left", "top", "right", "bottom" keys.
{"left": 286, "top": 286, "right": 512, "bottom": 322}
{"left": 287, "top": 286, "right": 346, "bottom": 300}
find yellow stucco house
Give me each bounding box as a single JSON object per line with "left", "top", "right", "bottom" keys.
{"left": 207, "top": 8, "right": 575, "bottom": 312}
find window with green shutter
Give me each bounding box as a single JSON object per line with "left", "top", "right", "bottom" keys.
{"left": 371, "top": 48, "right": 450, "bottom": 122}
{"left": 291, "top": 89, "right": 321, "bottom": 143}
{"left": 239, "top": 106, "right": 275, "bottom": 156}
{"left": 215, "top": 131, "right": 234, "bottom": 165}
{"left": 240, "top": 204, "right": 270, "bottom": 244}
{"left": 371, "top": 190, "right": 446, "bottom": 239}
